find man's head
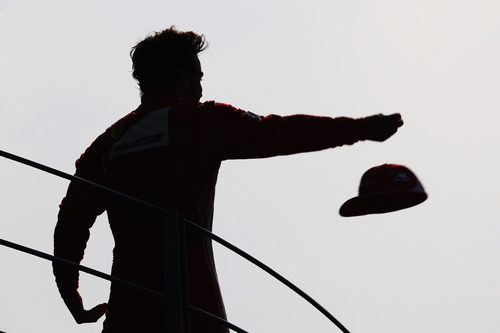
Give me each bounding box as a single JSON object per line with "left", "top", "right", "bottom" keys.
{"left": 130, "top": 27, "right": 207, "bottom": 101}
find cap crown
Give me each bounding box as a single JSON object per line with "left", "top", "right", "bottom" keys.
{"left": 359, "top": 164, "right": 424, "bottom": 196}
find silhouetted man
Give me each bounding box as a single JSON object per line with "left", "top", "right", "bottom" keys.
{"left": 53, "top": 27, "right": 403, "bottom": 332}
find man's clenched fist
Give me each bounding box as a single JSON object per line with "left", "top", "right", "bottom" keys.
{"left": 359, "top": 113, "right": 403, "bottom": 142}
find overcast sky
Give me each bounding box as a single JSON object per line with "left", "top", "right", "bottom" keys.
{"left": 1, "top": 1, "right": 500, "bottom": 332}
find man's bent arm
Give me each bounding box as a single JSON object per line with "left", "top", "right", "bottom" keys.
{"left": 53, "top": 140, "right": 108, "bottom": 323}
{"left": 53, "top": 181, "right": 102, "bottom": 297}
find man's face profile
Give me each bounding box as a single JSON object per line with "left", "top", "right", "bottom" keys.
{"left": 178, "top": 56, "right": 203, "bottom": 103}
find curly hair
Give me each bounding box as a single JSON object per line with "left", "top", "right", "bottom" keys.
{"left": 130, "top": 27, "right": 207, "bottom": 95}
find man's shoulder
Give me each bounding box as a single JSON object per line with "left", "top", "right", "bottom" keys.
{"left": 200, "top": 101, "right": 261, "bottom": 120}
{"left": 170, "top": 100, "right": 241, "bottom": 122}
{"left": 201, "top": 100, "right": 238, "bottom": 112}
{"left": 76, "top": 109, "right": 140, "bottom": 167}
{"left": 107, "top": 109, "right": 141, "bottom": 141}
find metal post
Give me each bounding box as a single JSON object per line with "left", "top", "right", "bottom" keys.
{"left": 162, "top": 209, "right": 190, "bottom": 332}
{"left": 177, "top": 211, "right": 191, "bottom": 332}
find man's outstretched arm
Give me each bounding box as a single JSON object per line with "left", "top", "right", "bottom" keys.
{"left": 195, "top": 103, "right": 403, "bottom": 160}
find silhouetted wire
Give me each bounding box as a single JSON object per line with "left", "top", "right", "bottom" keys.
{"left": 0, "top": 237, "right": 247, "bottom": 333}
{"left": 186, "top": 221, "right": 350, "bottom": 332}
{"left": 0, "top": 149, "right": 350, "bottom": 333}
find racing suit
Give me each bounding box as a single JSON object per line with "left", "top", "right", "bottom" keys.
{"left": 53, "top": 98, "right": 366, "bottom": 332}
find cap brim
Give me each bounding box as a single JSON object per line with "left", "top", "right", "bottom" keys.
{"left": 339, "top": 191, "right": 428, "bottom": 217}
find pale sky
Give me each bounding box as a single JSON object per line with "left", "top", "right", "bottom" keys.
{"left": 1, "top": 1, "right": 500, "bottom": 332}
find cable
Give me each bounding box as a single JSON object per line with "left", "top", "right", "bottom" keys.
{"left": 187, "top": 221, "right": 350, "bottom": 332}
{"left": 0, "top": 149, "right": 350, "bottom": 332}
{"left": 0, "top": 237, "right": 248, "bottom": 333}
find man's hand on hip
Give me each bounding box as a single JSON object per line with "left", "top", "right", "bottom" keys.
{"left": 63, "top": 291, "right": 108, "bottom": 324}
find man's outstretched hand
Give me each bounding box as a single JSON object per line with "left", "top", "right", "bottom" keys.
{"left": 359, "top": 113, "right": 404, "bottom": 142}
{"left": 63, "top": 292, "right": 108, "bottom": 324}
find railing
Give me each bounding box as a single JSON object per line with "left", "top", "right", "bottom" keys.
{"left": 0, "top": 149, "right": 350, "bottom": 333}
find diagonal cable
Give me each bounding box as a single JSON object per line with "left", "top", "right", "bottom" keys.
{"left": 0, "top": 149, "right": 350, "bottom": 333}
{"left": 0, "top": 237, "right": 247, "bottom": 333}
